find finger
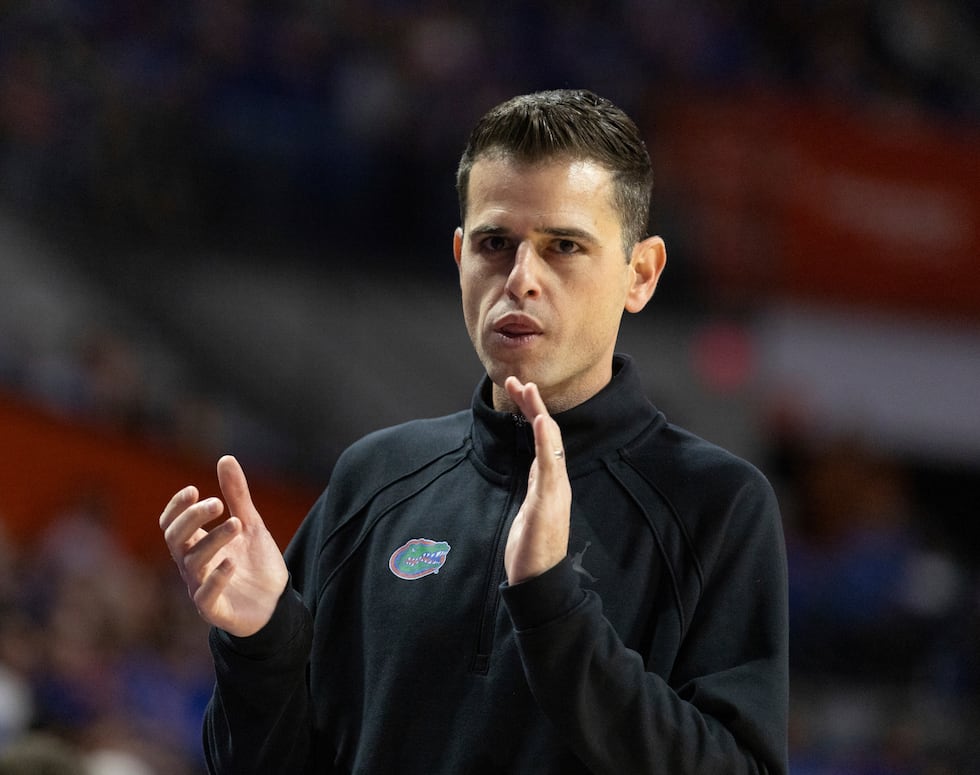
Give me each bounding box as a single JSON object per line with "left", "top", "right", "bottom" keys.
{"left": 216, "top": 455, "right": 260, "bottom": 527}
{"left": 164, "top": 496, "right": 224, "bottom": 556}
{"left": 182, "top": 516, "right": 242, "bottom": 578}
{"left": 503, "top": 379, "right": 566, "bottom": 470}
{"left": 504, "top": 376, "right": 526, "bottom": 412}
{"left": 512, "top": 382, "right": 565, "bottom": 467}
{"left": 531, "top": 412, "right": 566, "bottom": 477}
{"left": 193, "top": 557, "right": 236, "bottom": 616}
{"left": 504, "top": 377, "right": 547, "bottom": 422}
{"left": 159, "top": 485, "right": 199, "bottom": 532}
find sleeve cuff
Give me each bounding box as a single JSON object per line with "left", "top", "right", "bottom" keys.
{"left": 213, "top": 581, "right": 310, "bottom": 660}
{"left": 500, "top": 557, "right": 587, "bottom": 632}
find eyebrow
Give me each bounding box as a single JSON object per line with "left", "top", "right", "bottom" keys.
{"left": 468, "top": 223, "right": 508, "bottom": 237}
{"left": 468, "top": 223, "right": 600, "bottom": 245}
{"left": 540, "top": 225, "right": 598, "bottom": 244}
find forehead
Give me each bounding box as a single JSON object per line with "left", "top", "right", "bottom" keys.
{"left": 464, "top": 154, "right": 618, "bottom": 228}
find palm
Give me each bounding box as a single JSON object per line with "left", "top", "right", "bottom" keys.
{"left": 502, "top": 379, "right": 572, "bottom": 585}
{"left": 162, "top": 455, "right": 289, "bottom": 638}
{"left": 194, "top": 517, "right": 287, "bottom": 636}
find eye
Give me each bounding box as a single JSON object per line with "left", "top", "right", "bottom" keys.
{"left": 480, "top": 235, "right": 512, "bottom": 253}
{"left": 552, "top": 238, "right": 580, "bottom": 255}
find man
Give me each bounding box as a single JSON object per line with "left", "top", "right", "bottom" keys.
{"left": 160, "top": 89, "right": 788, "bottom": 773}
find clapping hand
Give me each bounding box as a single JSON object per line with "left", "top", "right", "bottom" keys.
{"left": 503, "top": 377, "right": 572, "bottom": 585}
{"left": 160, "top": 455, "right": 288, "bottom": 637}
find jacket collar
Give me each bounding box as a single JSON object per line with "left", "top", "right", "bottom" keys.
{"left": 469, "top": 354, "right": 660, "bottom": 476}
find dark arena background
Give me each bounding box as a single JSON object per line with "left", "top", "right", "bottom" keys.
{"left": 0, "top": 3, "right": 978, "bottom": 773}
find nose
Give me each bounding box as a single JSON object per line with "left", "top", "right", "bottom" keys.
{"left": 504, "top": 242, "right": 542, "bottom": 300}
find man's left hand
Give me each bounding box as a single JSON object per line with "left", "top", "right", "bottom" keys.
{"left": 503, "top": 377, "right": 572, "bottom": 585}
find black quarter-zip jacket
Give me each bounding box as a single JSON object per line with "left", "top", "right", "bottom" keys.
{"left": 204, "top": 355, "right": 788, "bottom": 774}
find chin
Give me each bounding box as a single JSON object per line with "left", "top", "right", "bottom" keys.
{"left": 485, "top": 359, "right": 533, "bottom": 385}
{"left": 481, "top": 346, "right": 558, "bottom": 387}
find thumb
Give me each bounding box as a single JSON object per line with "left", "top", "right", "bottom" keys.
{"left": 216, "top": 454, "right": 259, "bottom": 525}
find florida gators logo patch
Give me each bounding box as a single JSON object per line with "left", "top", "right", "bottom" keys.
{"left": 389, "top": 538, "right": 451, "bottom": 580}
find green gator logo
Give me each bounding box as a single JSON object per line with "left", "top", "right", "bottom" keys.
{"left": 388, "top": 538, "right": 451, "bottom": 580}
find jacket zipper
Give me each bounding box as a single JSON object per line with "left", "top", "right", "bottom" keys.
{"left": 470, "top": 416, "right": 530, "bottom": 674}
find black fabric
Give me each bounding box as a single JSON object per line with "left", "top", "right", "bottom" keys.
{"left": 204, "top": 354, "right": 789, "bottom": 774}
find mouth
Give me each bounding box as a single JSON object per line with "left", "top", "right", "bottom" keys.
{"left": 492, "top": 315, "right": 543, "bottom": 344}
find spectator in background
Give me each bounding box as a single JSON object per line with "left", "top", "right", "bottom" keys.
{"left": 0, "top": 497, "right": 212, "bottom": 775}
{"left": 785, "top": 438, "right": 966, "bottom": 681}
{"left": 0, "top": 732, "right": 87, "bottom": 775}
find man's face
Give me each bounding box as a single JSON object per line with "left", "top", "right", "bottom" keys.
{"left": 454, "top": 154, "right": 657, "bottom": 413}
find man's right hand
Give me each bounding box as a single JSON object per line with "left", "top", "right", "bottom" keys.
{"left": 160, "top": 455, "right": 289, "bottom": 637}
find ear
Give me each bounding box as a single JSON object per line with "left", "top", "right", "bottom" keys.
{"left": 453, "top": 227, "right": 464, "bottom": 272}
{"left": 625, "top": 236, "right": 666, "bottom": 313}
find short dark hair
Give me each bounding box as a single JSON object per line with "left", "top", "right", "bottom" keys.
{"left": 456, "top": 89, "right": 653, "bottom": 256}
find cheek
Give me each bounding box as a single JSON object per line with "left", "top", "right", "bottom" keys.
{"left": 460, "top": 264, "right": 497, "bottom": 307}
{"left": 570, "top": 286, "right": 625, "bottom": 341}
{"left": 458, "top": 273, "right": 485, "bottom": 334}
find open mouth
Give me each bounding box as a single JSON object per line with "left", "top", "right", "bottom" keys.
{"left": 493, "top": 314, "right": 543, "bottom": 341}
{"left": 494, "top": 322, "right": 542, "bottom": 347}
{"left": 498, "top": 324, "right": 539, "bottom": 338}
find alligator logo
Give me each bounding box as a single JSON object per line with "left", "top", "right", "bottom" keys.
{"left": 388, "top": 538, "right": 451, "bottom": 580}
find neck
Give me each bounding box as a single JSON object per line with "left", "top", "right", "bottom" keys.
{"left": 490, "top": 376, "right": 610, "bottom": 416}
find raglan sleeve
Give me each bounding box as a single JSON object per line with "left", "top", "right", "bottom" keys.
{"left": 499, "top": 465, "right": 788, "bottom": 774}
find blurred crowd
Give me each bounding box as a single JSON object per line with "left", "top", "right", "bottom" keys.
{"left": 1, "top": 0, "right": 978, "bottom": 256}
{"left": 1, "top": 1, "right": 979, "bottom": 773}
{"left": 0, "top": 499, "right": 213, "bottom": 774}
{"left": 772, "top": 437, "right": 980, "bottom": 773}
